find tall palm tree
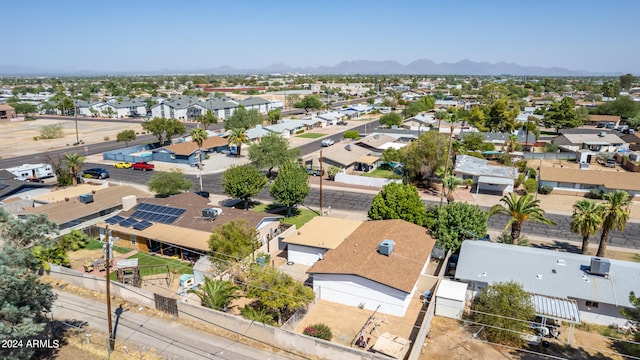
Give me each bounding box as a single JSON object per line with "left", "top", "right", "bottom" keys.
{"left": 228, "top": 128, "right": 249, "bottom": 158}
{"left": 442, "top": 175, "right": 462, "bottom": 203}
{"left": 505, "top": 134, "right": 519, "bottom": 153}
{"left": 488, "top": 192, "right": 556, "bottom": 245}
{"left": 190, "top": 128, "right": 208, "bottom": 192}
{"left": 570, "top": 199, "right": 604, "bottom": 255}
{"left": 597, "top": 190, "right": 632, "bottom": 257}
{"left": 188, "top": 277, "right": 239, "bottom": 311}
{"left": 65, "top": 152, "right": 86, "bottom": 185}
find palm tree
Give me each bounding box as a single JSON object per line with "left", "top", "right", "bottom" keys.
{"left": 505, "top": 134, "right": 519, "bottom": 153}
{"left": 488, "top": 192, "right": 556, "bottom": 245}
{"left": 570, "top": 199, "right": 604, "bottom": 255}
{"left": 190, "top": 128, "right": 208, "bottom": 192}
{"left": 65, "top": 152, "right": 86, "bottom": 185}
{"left": 597, "top": 190, "right": 632, "bottom": 257}
{"left": 228, "top": 128, "right": 249, "bottom": 158}
{"left": 188, "top": 277, "right": 239, "bottom": 311}
{"left": 442, "top": 175, "right": 462, "bottom": 203}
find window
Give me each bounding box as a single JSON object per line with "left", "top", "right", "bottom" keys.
{"left": 585, "top": 300, "right": 599, "bottom": 308}
{"left": 130, "top": 234, "right": 137, "bottom": 245}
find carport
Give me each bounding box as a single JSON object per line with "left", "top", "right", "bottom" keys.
{"left": 476, "top": 175, "right": 514, "bottom": 195}
{"left": 530, "top": 293, "right": 581, "bottom": 344}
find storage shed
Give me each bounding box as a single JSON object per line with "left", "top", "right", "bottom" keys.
{"left": 435, "top": 279, "right": 468, "bottom": 320}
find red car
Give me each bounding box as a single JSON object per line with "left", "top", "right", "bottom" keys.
{"left": 131, "top": 162, "right": 155, "bottom": 171}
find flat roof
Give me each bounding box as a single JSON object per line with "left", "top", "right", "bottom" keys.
{"left": 282, "top": 216, "right": 362, "bottom": 249}
{"left": 477, "top": 176, "right": 515, "bottom": 186}
{"left": 435, "top": 279, "right": 468, "bottom": 301}
{"left": 531, "top": 293, "right": 580, "bottom": 324}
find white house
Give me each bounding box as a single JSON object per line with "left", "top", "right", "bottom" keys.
{"left": 454, "top": 155, "right": 518, "bottom": 195}
{"left": 150, "top": 96, "right": 201, "bottom": 120}
{"left": 455, "top": 241, "right": 640, "bottom": 326}
{"left": 434, "top": 280, "right": 468, "bottom": 320}
{"left": 239, "top": 97, "right": 270, "bottom": 114}
{"left": 281, "top": 217, "right": 362, "bottom": 266}
{"left": 307, "top": 219, "right": 436, "bottom": 317}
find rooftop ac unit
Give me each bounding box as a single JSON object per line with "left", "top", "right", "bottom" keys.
{"left": 590, "top": 257, "right": 610, "bottom": 276}
{"left": 202, "top": 208, "right": 222, "bottom": 219}
{"left": 78, "top": 193, "right": 94, "bottom": 204}
{"left": 378, "top": 240, "right": 395, "bottom": 256}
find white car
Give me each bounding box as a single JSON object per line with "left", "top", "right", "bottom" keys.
{"left": 321, "top": 139, "right": 335, "bottom": 147}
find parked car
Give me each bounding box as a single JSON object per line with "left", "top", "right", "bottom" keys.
{"left": 83, "top": 168, "right": 110, "bottom": 179}
{"left": 336, "top": 121, "right": 348, "bottom": 126}
{"left": 321, "top": 138, "right": 335, "bottom": 147}
{"left": 605, "top": 158, "right": 616, "bottom": 168}
{"left": 131, "top": 162, "right": 155, "bottom": 171}
{"left": 113, "top": 162, "right": 132, "bottom": 169}
{"left": 306, "top": 166, "right": 324, "bottom": 176}
{"left": 605, "top": 122, "right": 616, "bottom": 129}
{"left": 622, "top": 128, "right": 636, "bottom": 135}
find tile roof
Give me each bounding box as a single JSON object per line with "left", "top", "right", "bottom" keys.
{"left": 307, "top": 219, "right": 435, "bottom": 293}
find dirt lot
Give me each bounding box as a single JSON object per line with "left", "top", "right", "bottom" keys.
{"left": 0, "top": 118, "right": 144, "bottom": 158}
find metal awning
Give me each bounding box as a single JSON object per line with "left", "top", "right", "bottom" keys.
{"left": 530, "top": 293, "right": 581, "bottom": 324}
{"left": 477, "top": 176, "right": 514, "bottom": 186}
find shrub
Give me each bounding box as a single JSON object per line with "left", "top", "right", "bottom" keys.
{"left": 327, "top": 165, "right": 341, "bottom": 181}
{"left": 296, "top": 129, "right": 304, "bottom": 134}
{"left": 343, "top": 130, "right": 360, "bottom": 140}
{"left": 586, "top": 188, "right": 604, "bottom": 199}
{"left": 303, "top": 323, "right": 332, "bottom": 341}
{"left": 526, "top": 167, "right": 537, "bottom": 179}
{"left": 543, "top": 143, "right": 559, "bottom": 153}
{"left": 40, "top": 123, "right": 64, "bottom": 139}
{"left": 33, "top": 136, "right": 39, "bottom": 141}
{"left": 539, "top": 185, "right": 553, "bottom": 194}
{"left": 103, "top": 136, "right": 110, "bottom": 141}
{"left": 523, "top": 178, "right": 538, "bottom": 194}
{"left": 514, "top": 173, "right": 525, "bottom": 188}
{"left": 467, "top": 151, "right": 484, "bottom": 159}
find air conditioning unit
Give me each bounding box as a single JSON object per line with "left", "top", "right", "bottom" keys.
{"left": 202, "top": 208, "right": 222, "bottom": 219}
{"left": 78, "top": 193, "right": 94, "bottom": 204}
{"left": 590, "top": 257, "right": 610, "bottom": 276}
{"left": 378, "top": 240, "right": 395, "bottom": 256}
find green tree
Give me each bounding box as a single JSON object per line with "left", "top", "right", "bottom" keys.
{"left": 188, "top": 277, "right": 239, "bottom": 311}
{"left": 147, "top": 169, "right": 193, "bottom": 196}
{"left": 473, "top": 281, "right": 535, "bottom": 347}
{"left": 245, "top": 266, "right": 315, "bottom": 324}
{"left": 596, "top": 96, "right": 640, "bottom": 119}
{"left": 620, "top": 73, "right": 634, "bottom": 90}
{"left": 11, "top": 102, "right": 37, "bottom": 116}
{"left": 64, "top": 152, "right": 85, "bottom": 186}
{"left": 58, "top": 229, "right": 89, "bottom": 251}
{"left": 222, "top": 165, "right": 267, "bottom": 209}
{"left": 209, "top": 220, "right": 259, "bottom": 267}
{"left": 240, "top": 305, "right": 275, "bottom": 325}
{"left": 267, "top": 108, "right": 281, "bottom": 124}
{"left": 116, "top": 129, "right": 136, "bottom": 147}
{"left": 225, "top": 106, "right": 262, "bottom": 130}
{"left": 343, "top": 130, "right": 360, "bottom": 140}
{"left": 442, "top": 175, "right": 462, "bottom": 203}
{"left": 228, "top": 128, "right": 249, "bottom": 158}
{"left": 142, "top": 117, "right": 187, "bottom": 145}
{"left": 190, "top": 127, "right": 208, "bottom": 192}
{"left": 543, "top": 97, "right": 581, "bottom": 133}
{"left": 368, "top": 183, "right": 428, "bottom": 226}
{"left": 381, "top": 147, "right": 403, "bottom": 163}
{"left": 379, "top": 112, "right": 403, "bottom": 127}
{"left": 597, "top": 190, "right": 632, "bottom": 257}
{"left": 270, "top": 162, "right": 310, "bottom": 217}
{"left": 402, "top": 131, "right": 450, "bottom": 183}
{"left": 488, "top": 193, "right": 555, "bottom": 245}
{"left": 248, "top": 132, "right": 299, "bottom": 178}
{"left": 433, "top": 202, "right": 488, "bottom": 252}
{"left": 294, "top": 95, "right": 324, "bottom": 110}
{"left": 621, "top": 292, "right": 640, "bottom": 355}
{"left": 627, "top": 114, "right": 640, "bottom": 129}
{"left": 570, "top": 199, "right": 604, "bottom": 255}
{"left": 486, "top": 98, "right": 518, "bottom": 132}
{"left": 31, "top": 243, "right": 69, "bottom": 270}
{"left": 199, "top": 109, "right": 218, "bottom": 130}
{"left": 165, "top": 117, "right": 187, "bottom": 143}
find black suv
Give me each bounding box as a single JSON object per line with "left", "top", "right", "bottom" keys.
{"left": 83, "top": 168, "right": 110, "bottom": 179}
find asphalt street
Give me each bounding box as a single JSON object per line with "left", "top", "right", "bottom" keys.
{"left": 52, "top": 290, "right": 298, "bottom": 360}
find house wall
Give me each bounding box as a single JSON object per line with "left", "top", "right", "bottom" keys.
{"left": 287, "top": 244, "right": 327, "bottom": 266}
{"left": 116, "top": 107, "right": 129, "bottom": 118}
{"left": 435, "top": 297, "right": 464, "bottom": 320}
{"left": 334, "top": 172, "right": 402, "bottom": 188}
{"left": 574, "top": 299, "right": 630, "bottom": 326}
{"left": 312, "top": 273, "right": 411, "bottom": 317}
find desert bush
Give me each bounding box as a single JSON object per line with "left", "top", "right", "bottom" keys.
{"left": 103, "top": 136, "right": 110, "bottom": 141}
{"left": 303, "top": 323, "right": 332, "bottom": 341}
{"left": 523, "top": 178, "right": 538, "bottom": 194}
{"left": 343, "top": 130, "right": 360, "bottom": 140}
{"left": 539, "top": 185, "right": 553, "bottom": 195}
{"left": 40, "top": 123, "right": 64, "bottom": 139}
{"left": 586, "top": 188, "right": 604, "bottom": 199}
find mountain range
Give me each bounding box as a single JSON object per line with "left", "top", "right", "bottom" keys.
{"left": 0, "top": 59, "right": 623, "bottom": 77}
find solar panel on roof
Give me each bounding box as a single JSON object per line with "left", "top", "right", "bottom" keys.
{"left": 105, "top": 215, "right": 125, "bottom": 224}
{"left": 133, "top": 221, "right": 153, "bottom": 231}
{"left": 131, "top": 203, "right": 185, "bottom": 224}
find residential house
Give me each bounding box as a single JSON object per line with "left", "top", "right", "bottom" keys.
{"left": 153, "top": 135, "right": 228, "bottom": 164}
{"left": 454, "top": 155, "right": 518, "bottom": 195}
{"left": 317, "top": 111, "right": 346, "bottom": 125}
{"left": 459, "top": 130, "right": 537, "bottom": 151}
{"left": 97, "top": 192, "right": 282, "bottom": 259}
{"left": 74, "top": 100, "right": 104, "bottom": 117}
{"left": 282, "top": 217, "right": 363, "bottom": 265}
{"left": 190, "top": 98, "right": 239, "bottom": 121}
{"left": 245, "top": 125, "right": 271, "bottom": 142}
{"left": 0, "top": 170, "right": 52, "bottom": 202}
{"left": 340, "top": 104, "right": 374, "bottom": 118}
{"left": 307, "top": 219, "right": 436, "bottom": 317}
{"left": 239, "top": 96, "right": 270, "bottom": 114}
{"left": 552, "top": 132, "right": 626, "bottom": 153}
{"left": 150, "top": 96, "right": 201, "bottom": 120}
{"left": 585, "top": 114, "right": 621, "bottom": 127}
{"left": 319, "top": 141, "right": 371, "bottom": 170}
{"left": 455, "top": 241, "right": 640, "bottom": 326}
{"left": 355, "top": 134, "right": 400, "bottom": 153}
{"left": 18, "top": 185, "right": 149, "bottom": 231}
{"left": 539, "top": 165, "right": 640, "bottom": 197}
{"left": 0, "top": 103, "right": 17, "bottom": 120}
{"left": 403, "top": 113, "right": 436, "bottom": 131}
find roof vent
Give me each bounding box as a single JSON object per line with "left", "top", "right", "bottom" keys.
{"left": 345, "top": 144, "right": 352, "bottom": 151}
{"left": 590, "top": 257, "right": 610, "bottom": 276}
{"left": 202, "top": 208, "right": 222, "bottom": 219}
{"left": 378, "top": 240, "right": 394, "bottom": 256}
{"left": 598, "top": 131, "right": 606, "bottom": 137}
{"left": 78, "top": 193, "right": 94, "bottom": 204}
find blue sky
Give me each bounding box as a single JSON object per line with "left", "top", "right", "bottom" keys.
{"left": 4, "top": 0, "right": 639, "bottom": 73}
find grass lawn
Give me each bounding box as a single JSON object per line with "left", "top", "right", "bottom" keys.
{"left": 109, "top": 251, "right": 193, "bottom": 281}
{"left": 252, "top": 202, "right": 318, "bottom": 228}
{"left": 85, "top": 239, "right": 130, "bottom": 254}
{"left": 362, "top": 168, "right": 402, "bottom": 179}
{"left": 296, "top": 132, "right": 325, "bottom": 139}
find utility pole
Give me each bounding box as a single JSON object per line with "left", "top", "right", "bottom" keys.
{"left": 75, "top": 103, "right": 79, "bottom": 144}
{"left": 104, "top": 227, "right": 114, "bottom": 351}
{"left": 319, "top": 150, "right": 323, "bottom": 215}
{"left": 439, "top": 124, "right": 455, "bottom": 207}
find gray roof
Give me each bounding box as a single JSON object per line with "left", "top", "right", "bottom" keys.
{"left": 239, "top": 96, "right": 269, "bottom": 106}
{"left": 454, "top": 155, "right": 517, "bottom": 179}
{"left": 320, "top": 142, "right": 371, "bottom": 167}
{"left": 553, "top": 133, "right": 625, "bottom": 146}
{"left": 196, "top": 99, "right": 238, "bottom": 111}
{"left": 455, "top": 241, "right": 640, "bottom": 308}
{"left": 460, "top": 130, "right": 536, "bottom": 145}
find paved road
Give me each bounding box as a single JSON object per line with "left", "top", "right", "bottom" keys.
{"left": 52, "top": 290, "right": 298, "bottom": 360}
